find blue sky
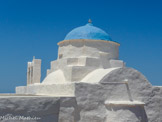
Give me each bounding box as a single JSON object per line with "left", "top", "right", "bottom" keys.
{"left": 0, "top": 0, "right": 162, "bottom": 93}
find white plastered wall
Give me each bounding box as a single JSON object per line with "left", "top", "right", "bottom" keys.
{"left": 44, "top": 39, "right": 122, "bottom": 84}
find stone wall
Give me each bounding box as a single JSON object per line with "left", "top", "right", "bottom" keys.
{"left": 0, "top": 96, "right": 60, "bottom": 122}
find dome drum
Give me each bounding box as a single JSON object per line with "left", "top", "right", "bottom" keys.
{"left": 57, "top": 39, "right": 119, "bottom": 60}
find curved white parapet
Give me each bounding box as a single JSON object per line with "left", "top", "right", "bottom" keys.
{"left": 81, "top": 67, "right": 119, "bottom": 83}
{"left": 42, "top": 70, "right": 66, "bottom": 84}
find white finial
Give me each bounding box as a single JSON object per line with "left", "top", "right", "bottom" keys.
{"left": 33, "top": 56, "right": 35, "bottom": 60}
{"left": 88, "top": 19, "right": 92, "bottom": 23}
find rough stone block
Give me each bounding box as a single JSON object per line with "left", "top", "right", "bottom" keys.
{"left": 0, "top": 96, "right": 60, "bottom": 122}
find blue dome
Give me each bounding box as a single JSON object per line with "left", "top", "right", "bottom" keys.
{"left": 64, "top": 23, "right": 112, "bottom": 41}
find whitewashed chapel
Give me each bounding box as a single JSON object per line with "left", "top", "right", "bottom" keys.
{"left": 7, "top": 20, "right": 162, "bottom": 122}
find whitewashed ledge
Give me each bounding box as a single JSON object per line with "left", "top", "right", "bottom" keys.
{"left": 105, "top": 101, "right": 145, "bottom": 107}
